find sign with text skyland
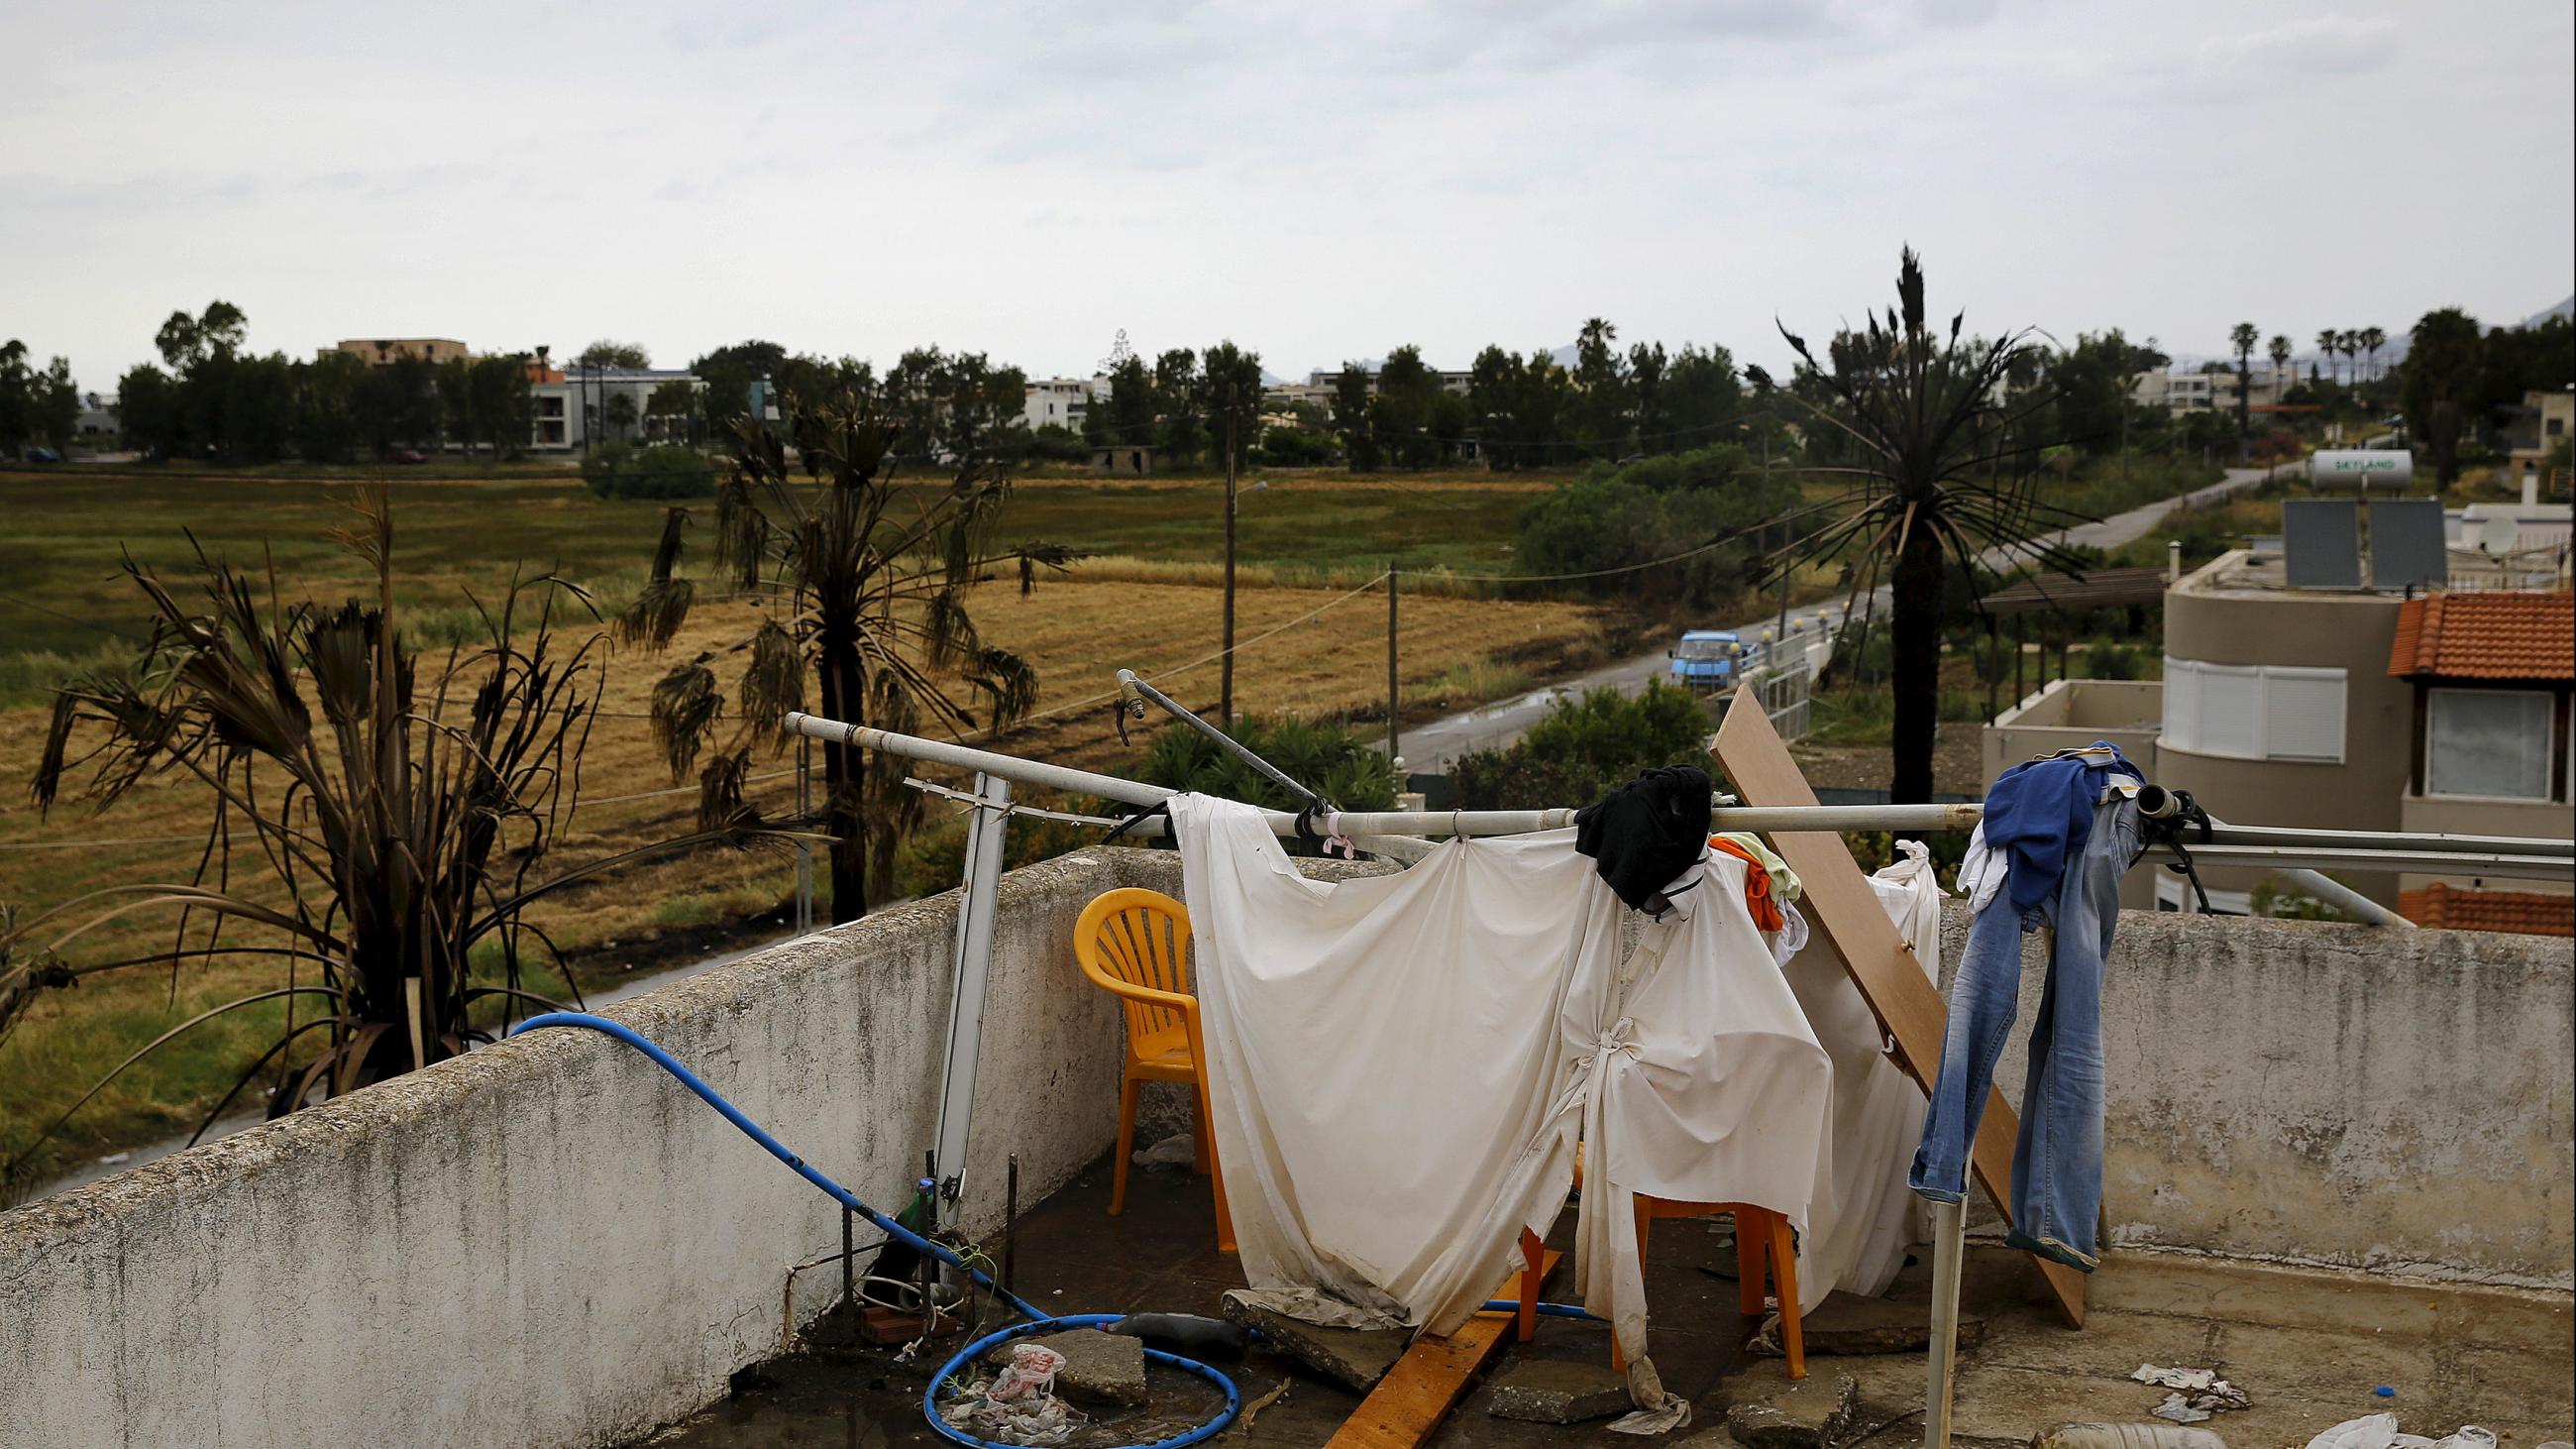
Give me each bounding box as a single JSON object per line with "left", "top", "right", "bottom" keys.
{"left": 2309, "top": 449, "right": 2415, "bottom": 491}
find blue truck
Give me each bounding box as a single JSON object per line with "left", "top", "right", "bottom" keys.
{"left": 1666, "top": 629, "right": 1756, "bottom": 690}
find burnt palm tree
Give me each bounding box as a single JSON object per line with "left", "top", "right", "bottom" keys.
{"left": 2229, "top": 322, "right": 2260, "bottom": 447}
{"left": 7, "top": 492, "right": 786, "bottom": 1185}
{"left": 2315, "top": 329, "right": 2341, "bottom": 385}
{"left": 1747, "top": 248, "right": 2080, "bottom": 805}
{"left": 629, "top": 389, "right": 1068, "bottom": 921}
{"left": 2357, "top": 325, "right": 2387, "bottom": 383}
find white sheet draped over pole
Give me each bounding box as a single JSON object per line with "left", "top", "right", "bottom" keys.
{"left": 1783, "top": 839, "right": 1947, "bottom": 1303}
{"left": 1170, "top": 795, "right": 1833, "bottom": 1428}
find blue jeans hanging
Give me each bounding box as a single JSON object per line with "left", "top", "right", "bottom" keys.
{"left": 1908, "top": 796, "right": 2138, "bottom": 1272}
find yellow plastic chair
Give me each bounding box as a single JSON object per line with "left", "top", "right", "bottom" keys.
{"left": 1074, "top": 888, "right": 1234, "bottom": 1252}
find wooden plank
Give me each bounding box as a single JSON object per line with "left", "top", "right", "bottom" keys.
{"left": 1325, "top": 1250, "right": 1562, "bottom": 1449}
{"left": 1712, "top": 701, "right": 2089, "bottom": 1327}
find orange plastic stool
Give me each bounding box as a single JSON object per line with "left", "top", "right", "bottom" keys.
{"left": 1516, "top": 1166, "right": 1805, "bottom": 1380}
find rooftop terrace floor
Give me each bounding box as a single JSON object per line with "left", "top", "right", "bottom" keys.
{"left": 645, "top": 1153, "right": 2574, "bottom": 1448}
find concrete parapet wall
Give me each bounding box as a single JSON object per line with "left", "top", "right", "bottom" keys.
{"left": 1940, "top": 901, "right": 2573, "bottom": 1289}
{"left": 0, "top": 846, "right": 1199, "bottom": 1449}
{"left": 1, "top": 851, "right": 2563, "bottom": 1449}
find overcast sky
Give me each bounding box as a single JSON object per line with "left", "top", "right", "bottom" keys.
{"left": 5, "top": 1, "right": 2570, "bottom": 393}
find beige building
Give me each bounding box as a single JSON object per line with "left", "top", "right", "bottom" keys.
{"left": 2129, "top": 365, "right": 2293, "bottom": 415}
{"left": 321, "top": 338, "right": 473, "bottom": 368}
{"left": 1986, "top": 544, "right": 2573, "bottom": 928}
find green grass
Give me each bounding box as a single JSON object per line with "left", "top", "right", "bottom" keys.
{"left": 936, "top": 479, "right": 1532, "bottom": 577}
{"left": 0, "top": 469, "right": 1543, "bottom": 704}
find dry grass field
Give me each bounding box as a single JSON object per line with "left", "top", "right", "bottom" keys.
{"left": 0, "top": 558, "right": 1613, "bottom": 1187}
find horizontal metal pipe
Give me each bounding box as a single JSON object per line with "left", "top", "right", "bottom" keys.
{"left": 783, "top": 716, "right": 1979, "bottom": 837}
{"left": 1317, "top": 804, "right": 1985, "bottom": 836}
{"left": 2202, "top": 820, "right": 2574, "bottom": 861}
{"left": 2182, "top": 843, "right": 2573, "bottom": 883}
{"left": 785, "top": 715, "right": 2574, "bottom": 879}
{"left": 2275, "top": 868, "right": 2415, "bottom": 928}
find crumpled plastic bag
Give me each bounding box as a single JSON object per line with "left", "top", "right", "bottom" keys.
{"left": 2133, "top": 1364, "right": 2250, "bottom": 1422}
{"left": 1132, "top": 1131, "right": 1198, "bottom": 1170}
{"left": 2308, "top": 1413, "right": 2438, "bottom": 1449}
{"left": 941, "top": 1344, "right": 1084, "bottom": 1446}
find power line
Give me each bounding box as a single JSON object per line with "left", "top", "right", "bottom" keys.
{"left": 1010, "top": 571, "right": 1394, "bottom": 726}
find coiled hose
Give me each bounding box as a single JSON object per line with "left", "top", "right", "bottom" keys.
{"left": 507, "top": 1011, "right": 1599, "bottom": 1448}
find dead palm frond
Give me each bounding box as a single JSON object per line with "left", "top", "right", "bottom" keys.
{"left": 622, "top": 388, "right": 1063, "bottom": 920}
{"left": 3, "top": 489, "right": 791, "bottom": 1190}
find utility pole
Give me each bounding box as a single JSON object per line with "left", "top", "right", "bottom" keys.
{"left": 1386, "top": 559, "right": 1400, "bottom": 759}
{"left": 1220, "top": 407, "right": 1238, "bottom": 728}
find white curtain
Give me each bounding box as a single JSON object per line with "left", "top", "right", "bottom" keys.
{"left": 1777, "top": 839, "right": 1944, "bottom": 1302}
{"left": 1171, "top": 795, "right": 1832, "bottom": 1420}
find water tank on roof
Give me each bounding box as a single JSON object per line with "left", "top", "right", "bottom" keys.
{"left": 2309, "top": 450, "right": 2414, "bottom": 492}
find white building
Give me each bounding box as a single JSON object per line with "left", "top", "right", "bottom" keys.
{"left": 1020, "top": 377, "right": 1102, "bottom": 434}
{"left": 530, "top": 367, "right": 703, "bottom": 451}
{"left": 1303, "top": 366, "right": 1473, "bottom": 394}
{"left": 2130, "top": 366, "right": 2295, "bottom": 415}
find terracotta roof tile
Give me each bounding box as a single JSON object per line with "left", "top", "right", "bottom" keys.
{"left": 2398, "top": 883, "right": 2575, "bottom": 938}
{"left": 2387, "top": 591, "right": 2575, "bottom": 681}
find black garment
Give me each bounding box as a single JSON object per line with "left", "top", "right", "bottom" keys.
{"left": 1573, "top": 765, "right": 1714, "bottom": 912}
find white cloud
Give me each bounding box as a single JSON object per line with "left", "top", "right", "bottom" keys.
{"left": 0, "top": 0, "right": 2565, "bottom": 392}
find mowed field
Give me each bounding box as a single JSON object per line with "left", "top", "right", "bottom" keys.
{"left": 0, "top": 467, "right": 1618, "bottom": 1186}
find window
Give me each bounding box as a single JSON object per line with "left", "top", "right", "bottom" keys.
{"left": 2425, "top": 688, "right": 2554, "bottom": 800}
{"left": 2162, "top": 655, "right": 2200, "bottom": 750}
{"left": 2200, "top": 664, "right": 2263, "bottom": 758}
{"left": 2162, "top": 659, "right": 2347, "bottom": 762}
{"left": 2264, "top": 667, "right": 2347, "bottom": 761}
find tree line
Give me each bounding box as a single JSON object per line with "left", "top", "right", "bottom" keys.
{"left": 0, "top": 340, "right": 81, "bottom": 457}
{"left": 95, "top": 303, "right": 535, "bottom": 464}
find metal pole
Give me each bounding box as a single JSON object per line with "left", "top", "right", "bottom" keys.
{"left": 1120, "top": 669, "right": 1319, "bottom": 809}
{"left": 795, "top": 733, "right": 814, "bottom": 934}
{"left": 2277, "top": 868, "right": 2414, "bottom": 928}
{"left": 1925, "top": 1198, "right": 1967, "bottom": 1449}
{"left": 1387, "top": 561, "right": 1400, "bottom": 760}
{"left": 842, "top": 1205, "right": 858, "bottom": 1346}
{"left": 931, "top": 773, "right": 1013, "bottom": 1207}
{"left": 1220, "top": 409, "right": 1238, "bottom": 728}
{"left": 1003, "top": 1154, "right": 1020, "bottom": 1300}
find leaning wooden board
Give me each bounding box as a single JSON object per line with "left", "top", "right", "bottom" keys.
{"left": 1712, "top": 701, "right": 2089, "bottom": 1327}
{"left": 1324, "top": 1250, "right": 1563, "bottom": 1449}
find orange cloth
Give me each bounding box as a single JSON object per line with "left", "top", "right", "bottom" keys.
{"left": 1708, "top": 836, "right": 1785, "bottom": 932}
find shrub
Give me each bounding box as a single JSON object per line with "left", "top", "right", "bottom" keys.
{"left": 2082, "top": 642, "right": 2145, "bottom": 680}
{"left": 894, "top": 796, "right": 1106, "bottom": 901}
{"left": 582, "top": 441, "right": 718, "bottom": 500}
{"left": 1514, "top": 447, "right": 1804, "bottom": 608}
{"left": 1451, "top": 681, "right": 1710, "bottom": 809}
{"left": 1255, "top": 428, "right": 1338, "bottom": 468}
{"left": 1134, "top": 716, "right": 1398, "bottom": 818}
{"left": 1018, "top": 423, "right": 1091, "bottom": 465}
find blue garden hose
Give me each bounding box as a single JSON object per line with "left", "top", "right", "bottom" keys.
{"left": 508, "top": 1012, "right": 1233, "bottom": 1448}
{"left": 508, "top": 1012, "right": 1601, "bottom": 1446}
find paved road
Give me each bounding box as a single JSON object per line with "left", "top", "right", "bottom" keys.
{"left": 1392, "top": 462, "right": 2287, "bottom": 770}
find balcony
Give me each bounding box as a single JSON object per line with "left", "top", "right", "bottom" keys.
{"left": 3, "top": 847, "right": 2567, "bottom": 1446}
{"left": 1981, "top": 677, "right": 2164, "bottom": 786}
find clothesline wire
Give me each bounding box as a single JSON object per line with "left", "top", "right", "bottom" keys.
{"left": 1, "top": 767, "right": 805, "bottom": 852}
{"left": 1006, "top": 570, "right": 1395, "bottom": 726}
